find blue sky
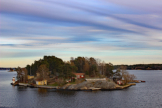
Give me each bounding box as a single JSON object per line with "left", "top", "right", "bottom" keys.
{"left": 0, "top": 0, "right": 162, "bottom": 67}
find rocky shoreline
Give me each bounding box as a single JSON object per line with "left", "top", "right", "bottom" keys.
{"left": 12, "top": 79, "right": 137, "bottom": 91}
{"left": 58, "top": 80, "right": 136, "bottom": 91}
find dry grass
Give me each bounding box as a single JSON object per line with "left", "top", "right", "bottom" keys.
{"left": 115, "top": 83, "right": 136, "bottom": 89}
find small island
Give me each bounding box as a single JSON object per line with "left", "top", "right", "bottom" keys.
{"left": 12, "top": 56, "right": 143, "bottom": 91}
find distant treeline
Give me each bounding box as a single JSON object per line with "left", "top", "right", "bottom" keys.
{"left": 0, "top": 68, "right": 16, "bottom": 70}
{"left": 114, "top": 64, "right": 162, "bottom": 70}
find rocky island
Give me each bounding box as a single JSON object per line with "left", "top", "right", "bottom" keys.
{"left": 12, "top": 56, "right": 139, "bottom": 91}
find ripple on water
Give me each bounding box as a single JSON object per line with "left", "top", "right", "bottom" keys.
{"left": 0, "top": 70, "right": 162, "bottom": 108}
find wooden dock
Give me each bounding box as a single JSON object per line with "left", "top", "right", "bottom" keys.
{"left": 19, "top": 83, "right": 30, "bottom": 86}
{"left": 88, "top": 87, "right": 101, "bottom": 91}
{"left": 11, "top": 82, "right": 58, "bottom": 89}
{"left": 36, "top": 85, "right": 58, "bottom": 89}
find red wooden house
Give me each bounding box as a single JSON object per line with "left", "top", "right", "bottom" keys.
{"left": 73, "top": 73, "right": 85, "bottom": 79}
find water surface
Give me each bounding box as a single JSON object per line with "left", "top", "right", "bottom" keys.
{"left": 0, "top": 70, "right": 162, "bottom": 108}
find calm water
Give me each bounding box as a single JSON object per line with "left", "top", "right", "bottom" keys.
{"left": 0, "top": 70, "right": 162, "bottom": 108}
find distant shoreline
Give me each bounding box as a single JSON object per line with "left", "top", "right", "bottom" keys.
{"left": 127, "top": 69, "right": 162, "bottom": 70}
{"left": 8, "top": 71, "right": 15, "bottom": 72}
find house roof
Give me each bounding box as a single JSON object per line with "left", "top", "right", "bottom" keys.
{"left": 73, "top": 73, "right": 85, "bottom": 75}
{"left": 36, "top": 78, "right": 43, "bottom": 81}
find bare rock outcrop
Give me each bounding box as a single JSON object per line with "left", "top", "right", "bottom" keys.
{"left": 61, "top": 80, "right": 116, "bottom": 90}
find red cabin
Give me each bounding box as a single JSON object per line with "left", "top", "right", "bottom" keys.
{"left": 73, "top": 73, "right": 85, "bottom": 79}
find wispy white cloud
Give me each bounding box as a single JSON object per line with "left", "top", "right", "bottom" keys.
{"left": 105, "top": 0, "right": 162, "bottom": 13}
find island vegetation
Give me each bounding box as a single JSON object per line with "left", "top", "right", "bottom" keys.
{"left": 14, "top": 55, "right": 139, "bottom": 90}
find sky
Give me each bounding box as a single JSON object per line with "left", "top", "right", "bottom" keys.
{"left": 0, "top": 0, "right": 162, "bottom": 67}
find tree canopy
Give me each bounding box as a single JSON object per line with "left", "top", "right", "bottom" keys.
{"left": 25, "top": 55, "right": 114, "bottom": 79}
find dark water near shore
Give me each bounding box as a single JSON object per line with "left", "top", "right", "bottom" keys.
{"left": 0, "top": 70, "right": 162, "bottom": 108}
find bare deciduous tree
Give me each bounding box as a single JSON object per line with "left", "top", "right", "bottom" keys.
{"left": 16, "top": 67, "right": 28, "bottom": 83}
{"left": 36, "top": 64, "right": 49, "bottom": 80}
{"left": 118, "top": 65, "right": 137, "bottom": 84}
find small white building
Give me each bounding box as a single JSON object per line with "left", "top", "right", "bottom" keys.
{"left": 12, "top": 77, "right": 15, "bottom": 84}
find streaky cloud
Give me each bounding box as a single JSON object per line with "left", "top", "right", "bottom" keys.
{"left": 39, "top": 0, "right": 162, "bottom": 30}
{"left": 0, "top": 0, "right": 139, "bottom": 33}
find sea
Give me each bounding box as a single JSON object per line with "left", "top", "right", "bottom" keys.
{"left": 0, "top": 70, "right": 162, "bottom": 108}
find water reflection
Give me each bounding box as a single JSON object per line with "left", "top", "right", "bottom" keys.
{"left": 11, "top": 85, "right": 16, "bottom": 89}
{"left": 17, "top": 86, "right": 28, "bottom": 91}
{"left": 38, "top": 88, "right": 47, "bottom": 94}
{"left": 1, "top": 70, "right": 162, "bottom": 108}
{"left": 56, "top": 90, "right": 76, "bottom": 96}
